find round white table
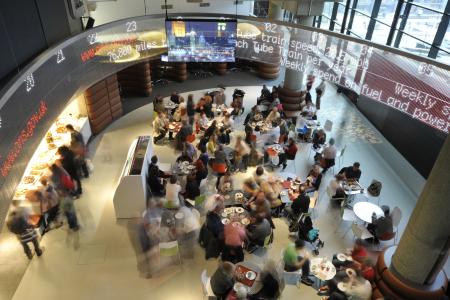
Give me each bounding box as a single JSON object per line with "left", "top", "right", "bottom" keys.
{"left": 353, "top": 201, "right": 384, "bottom": 223}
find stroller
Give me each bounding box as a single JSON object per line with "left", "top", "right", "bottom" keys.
{"left": 297, "top": 214, "right": 324, "bottom": 255}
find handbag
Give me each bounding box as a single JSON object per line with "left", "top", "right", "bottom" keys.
{"left": 61, "top": 174, "right": 75, "bottom": 191}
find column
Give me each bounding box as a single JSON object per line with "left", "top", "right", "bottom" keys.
{"left": 375, "top": 134, "right": 450, "bottom": 299}
{"left": 392, "top": 133, "right": 450, "bottom": 284}
{"left": 268, "top": 0, "right": 284, "bottom": 20}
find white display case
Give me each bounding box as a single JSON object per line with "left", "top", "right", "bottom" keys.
{"left": 113, "top": 136, "right": 153, "bottom": 219}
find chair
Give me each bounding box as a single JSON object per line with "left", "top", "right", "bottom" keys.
{"left": 200, "top": 270, "right": 216, "bottom": 299}
{"left": 377, "top": 232, "right": 396, "bottom": 251}
{"left": 335, "top": 202, "right": 357, "bottom": 238}
{"left": 336, "top": 145, "right": 346, "bottom": 168}
{"left": 159, "top": 241, "right": 182, "bottom": 266}
{"left": 326, "top": 185, "right": 346, "bottom": 206}
{"left": 324, "top": 119, "right": 333, "bottom": 132}
{"left": 351, "top": 223, "right": 373, "bottom": 240}
{"left": 391, "top": 207, "right": 402, "bottom": 244}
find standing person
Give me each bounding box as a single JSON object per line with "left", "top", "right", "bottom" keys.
{"left": 60, "top": 193, "right": 80, "bottom": 233}
{"left": 39, "top": 178, "right": 62, "bottom": 231}
{"left": 66, "top": 124, "right": 89, "bottom": 178}
{"left": 57, "top": 146, "right": 82, "bottom": 196}
{"left": 213, "top": 145, "right": 230, "bottom": 188}
{"left": 195, "top": 159, "right": 208, "bottom": 185}
{"left": 283, "top": 239, "right": 314, "bottom": 286}
{"left": 284, "top": 186, "right": 310, "bottom": 221}
{"left": 186, "top": 94, "right": 196, "bottom": 126}
{"left": 176, "top": 120, "right": 193, "bottom": 151}
{"left": 165, "top": 175, "right": 181, "bottom": 209}
{"left": 222, "top": 221, "right": 246, "bottom": 264}
{"left": 7, "top": 205, "right": 43, "bottom": 259}
{"left": 178, "top": 96, "right": 187, "bottom": 122}
{"left": 233, "top": 136, "right": 250, "bottom": 172}
{"left": 315, "top": 80, "right": 326, "bottom": 110}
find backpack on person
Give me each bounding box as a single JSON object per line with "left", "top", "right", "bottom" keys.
{"left": 368, "top": 180, "right": 382, "bottom": 197}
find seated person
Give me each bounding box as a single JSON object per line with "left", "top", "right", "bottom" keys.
{"left": 165, "top": 175, "right": 181, "bottom": 209}
{"left": 266, "top": 121, "right": 281, "bottom": 145}
{"left": 278, "top": 138, "right": 298, "bottom": 170}
{"left": 148, "top": 166, "right": 165, "bottom": 197}
{"left": 203, "top": 95, "right": 214, "bottom": 118}
{"left": 183, "top": 141, "right": 197, "bottom": 161}
{"left": 339, "top": 162, "right": 362, "bottom": 181}
{"left": 210, "top": 261, "right": 236, "bottom": 299}
{"left": 260, "top": 180, "right": 283, "bottom": 210}
{"left": 247, "top": 142, "right": 263, "bottom": 167}
{"left": 303, "top": 165, "right": 323, "bottom": 192}
{"left": 198, "top": 144, "right": 209, "bottom": 167}
{"left": 152, "top": 112, "right": 171, "bottom": 144}
{"left": 258, "top": 84, "right": 272, "bottom": 104}
{"left": 367, "top": 205, "right": 394, "bottom": 243}
{"left": 283, "top": 239, "right": 314, "bottom": 286}
{"left": 218, "top": 127, "right": 230, "bottom": 145}
{"left": 312, "top": 129, "right": 326, "bottom": 149}
{"left": 148, "top": 155, "right": 170, "bottom": 179}
{"left": 184, "top": 174, "right": 200, "bottom": 201}
{"left": 342, "top": 271, "right": 372, "bottom": 300}
{"left": 266, "top": 107, "right": 280, "bottom": 124}
{"left": 244, "top": 105, "right": 261, "bottom": 126}
{"left": 213, "top": 145, "right": 230, "bottom": 174}
{"left": 207, "top": 135, "right": 218, "bottom": 157}
{"left": 253, "top": 166, "right": 267, "bottom": 187}
{"left": 206, "top": 201, "right": 225, "bottom": 239}
{"left": 246, "top": 212, "right": 271, "bottom": 249}
{"left": 175, "top": 120, "right": 193, "bottom": 151}
{"left": 301, "top": 98, "right": 316, "bottom": 119}
{"left": 246, "top": 191, "right": 274, "bottom": 229}
{"left": 222, "top": 220, "right": 246, "bottom": 264}
{"left": 195, "top": 159, "right": 208, "bottom": 185}
{"left": 204, "top": 119, "right": 218, "bottom": 140}
{"left": 176, "top": 151, "right": 193, "bottom": 163}
{"left": 242, "top": 177, "right": 258, "bottom": 199}
{"left": 285, "top": 186, "right": 310, "bottom": 220}
{"left": 321, "top": 138, "right": 337, "bottom": 172}
{"left": 329, "top": 174, "right": 347, "bottom": 200}
{"left": 217, "top": 171, "right": 234, "bottom": 194}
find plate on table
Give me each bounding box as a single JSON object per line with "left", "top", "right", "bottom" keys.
{"left": 175, "top": 212, "right": 184, "bottom": 219}
{"left": 245, "top": 271, "right": 256, "bottom": 280}
{"left": 221, "top": 212, "right": 228, "bottom": 218}
{"left": 225, "top": 207, "right": 234, "bottom": 214}
{"left": 235, "top": 207, "right": 244, "bottom": 214}
{"left": 222, "top": 218, "right": 230, "bottom": 224}
{"left": 337, "top": 253, "right": 352, "bottom": 262}
{"left": 241, "top": 218, "right": 250, "bottom": 225}
{"left": 337, "top": 282, "right": 347, "bottom": 292}
{"left": 346, "top": 268, "right": 356, "bottom": 278}
{"left": 224, "top": 195, "right": 231, "bottom": 200}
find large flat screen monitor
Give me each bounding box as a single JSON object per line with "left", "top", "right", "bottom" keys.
{"left": 165, "top": 19, "right": 237, "bottom": 62}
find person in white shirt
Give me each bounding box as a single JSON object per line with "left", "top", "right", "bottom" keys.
{"left": 165, "top": 175, "right": 181, "bottom": 209}
{"left": 321, "top": 138, "right": 337, "bottom": 173}
{"left": 266, "top": 122, "right": 281, "bottom": 145}
{"left": 301, "top": 99, "right": 316, "bottom": 119}
{"left": 153, "top": 112, "right": 171, "bottom": 144}
{"left": 198, "top": 112, "right": 209, "bottom": 131}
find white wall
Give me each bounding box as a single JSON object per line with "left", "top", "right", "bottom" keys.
{"left": 89, "top": 0, "right": 254, "bottom": 26}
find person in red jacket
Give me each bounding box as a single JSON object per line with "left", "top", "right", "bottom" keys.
{"left": 278, "top": 138, "right": 298, "bottom": 170}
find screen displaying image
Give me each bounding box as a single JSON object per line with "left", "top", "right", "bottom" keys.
{"left": 165, "top": 19, "right": 237, "bottom": 62}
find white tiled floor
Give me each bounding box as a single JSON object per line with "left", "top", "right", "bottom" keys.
{"left": 4, "top": 83, "right": 427, "bottom": 300}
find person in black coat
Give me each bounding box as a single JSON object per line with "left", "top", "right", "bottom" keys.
{"left": 184, "top": 174, "right": 200, "bottom": 201}
{"left": 148, "top": 166, "right": 165, "bottom": 197}
{"left": 57, "top": 146, "right": 82, "bottom": 195}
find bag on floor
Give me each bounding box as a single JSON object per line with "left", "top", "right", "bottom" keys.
{"left": 368, "top": 180, "right": 382, "bottom": 197}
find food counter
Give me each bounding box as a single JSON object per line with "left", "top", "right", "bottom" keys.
{"left": 12, "top": 114, "right": 91, "bottom": 219}
{"left": 113, "top": 136, "right": 153, "bottom": 219}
